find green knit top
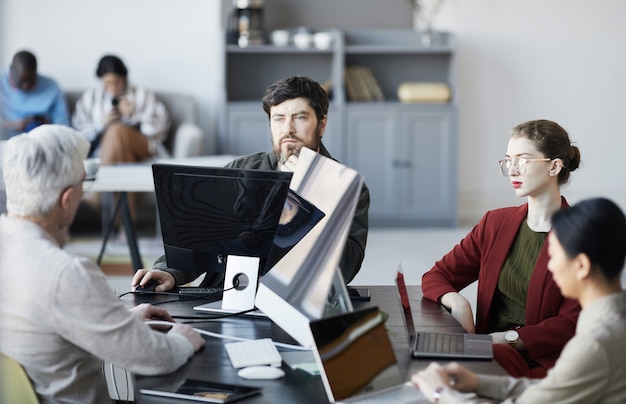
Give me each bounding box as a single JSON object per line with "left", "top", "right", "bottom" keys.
{"left": 491, "top": 220, "right": 547, "bottom": 331}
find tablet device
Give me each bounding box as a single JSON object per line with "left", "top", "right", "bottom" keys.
{"left": 140, "top": 379, "right": 261, "bottom": 403}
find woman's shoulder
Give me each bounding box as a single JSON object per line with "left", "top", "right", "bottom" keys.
{"left": 481, "top": 204, "right": 528, "bottom": 222}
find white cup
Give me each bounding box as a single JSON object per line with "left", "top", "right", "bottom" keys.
{"left": 270, "top": 30, "right": 290, "bottom": 46}
{"left": 292, "top": 32, "right": 312, "bottom": 49}
{"left": 84, "top": 157, "right": 101, "bottom": 178}
{"left": 313, "top": 32, "right": 334, "bottom": 50}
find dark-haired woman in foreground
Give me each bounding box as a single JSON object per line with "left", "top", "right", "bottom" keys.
{"left": 413, "top": 197, "right": 626, "bottom": 403}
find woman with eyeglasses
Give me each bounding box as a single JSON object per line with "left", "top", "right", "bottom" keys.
{"left": 421, "top": 119, "right": 582, "bottom": 378}
{"left": 413, "top": 197, "right": 626, "bottom": 403}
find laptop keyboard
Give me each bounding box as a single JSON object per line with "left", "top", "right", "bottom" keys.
{"left": 417, "top": 332, "right": 465, "bottom": 354}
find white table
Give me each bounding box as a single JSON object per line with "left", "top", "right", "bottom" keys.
{"left": 90, "top": 155, "right": 237, "bottom": 192}
{"left": 90, "top": 155, "right": 237, "bottom": 270}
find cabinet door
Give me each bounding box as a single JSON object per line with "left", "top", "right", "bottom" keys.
{"left": 345, "top": 106, "right": 400, "bottom": 219}
{"left": 346, "top": 106, "right": 456, "bottom": 226}
{"left": 400, "top": 109, "right": 456, "bottom": 224}
{"left": 321, "top": 106, "right": 342, "bottom": 162}
{"left": 225, "top": 105, "right": 270, "bottom": 156}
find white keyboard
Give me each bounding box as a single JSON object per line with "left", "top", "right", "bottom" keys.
{"left": 225, "top": 338, "right": 283, "bottom": 368}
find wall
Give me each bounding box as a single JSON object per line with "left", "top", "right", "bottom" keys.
{"left": 1, "top": 0, "right": 222, "bottom": 153}
{"left": 437, "top": 0, "right": 626, "bottom": 224}
{"left": 2, "top": 0, "right": 626, "bottom": 224}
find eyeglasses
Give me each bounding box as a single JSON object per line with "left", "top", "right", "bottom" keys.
{"left": 82, "top": 176, "right": 96, "bottom": 192}
{"left": 498, "top": 157, "right": 551, "bottom": 177}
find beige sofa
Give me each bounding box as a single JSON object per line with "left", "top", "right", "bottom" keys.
{"left": 0, "top": 92, "right": 205, "bottom": 217}
{"left": 65, "top": 91, "right": 204, "bottom": 158}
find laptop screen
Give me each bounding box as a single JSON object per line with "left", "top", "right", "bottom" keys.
{"left": 395, "top": 269, "right": 417, "bottom": 341}
{"left": 309, "top": 307, "right": 405, "bottom": 402}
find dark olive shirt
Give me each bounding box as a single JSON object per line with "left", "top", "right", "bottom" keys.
{"left": 492, "top": 220, "right": 547, "bottom": 330}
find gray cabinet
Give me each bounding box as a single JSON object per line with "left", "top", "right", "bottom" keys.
{"left": 224, "top": 103, "right": 269, "bottom": 156}
{"left": 346, "top": 105, "right": 456, "bottom": 226}
{"left": 219, "top": 33, "right": 342, "bottom": 155}
{"left": 220, "top": 29, "right": 457, "bottom": 226}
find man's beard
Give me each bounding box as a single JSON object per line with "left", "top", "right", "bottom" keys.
{"left": 273, "top": 127, "right": 322, "bottom": 165}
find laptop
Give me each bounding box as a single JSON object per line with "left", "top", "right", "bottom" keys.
{"left": 308, "top": 306, "right": 429, "bottom": 403}
{"left": 395, "top": 266, "right": 493, "bottom": 360}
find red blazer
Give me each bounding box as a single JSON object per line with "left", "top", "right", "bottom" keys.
{"left": 422, "top": 198, "right": 580, "bottom": 370}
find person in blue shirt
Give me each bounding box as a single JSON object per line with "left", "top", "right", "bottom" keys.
{"left": 0, "top": 50, "right": 69, "bottom": 139}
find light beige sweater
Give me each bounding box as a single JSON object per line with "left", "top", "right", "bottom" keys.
{"left": 0, "top": 215, "right": 193, "bottom": 403}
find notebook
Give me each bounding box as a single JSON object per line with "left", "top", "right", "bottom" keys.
{"left": 308, "top": 306, "right": 429, "bottom": 403}
{"left": 395, "top": 267, "right": 493, "bottom": 360}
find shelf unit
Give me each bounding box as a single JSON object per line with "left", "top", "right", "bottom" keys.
{"left": 219, "top": 28, "right": 457, "bottom": 226}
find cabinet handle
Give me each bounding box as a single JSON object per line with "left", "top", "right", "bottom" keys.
{"left": 392, "top": 160, "right": 411, "bottom": 168}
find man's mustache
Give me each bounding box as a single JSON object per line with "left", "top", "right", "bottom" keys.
{"left": 279, "top": 134, "right": 302, "bottom": 144}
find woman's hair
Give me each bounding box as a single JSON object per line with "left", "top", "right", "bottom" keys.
{"left": 551, "top": 197, "right": 626, "bottom": 280}
{"left": 511, "top": 119, "right": 581, "bottom": 185}
{"left": 2, "top": 125, "right": 89, "bottom": 217}
{"left": 262, "top": 76, "right": 329, "bottom": 123}
{"left": 96, "top": 55, "right": 128, "bottom": 78}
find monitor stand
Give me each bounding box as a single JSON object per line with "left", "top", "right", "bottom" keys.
{"left": 193, "top": 255, "right": 267, "bottom": 317}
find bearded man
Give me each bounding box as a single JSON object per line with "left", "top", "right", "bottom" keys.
{"left": 133, "top": 76, "right": 370, "bottom": 290}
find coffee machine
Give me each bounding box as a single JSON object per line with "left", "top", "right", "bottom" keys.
{"left": 227, "top": 0, "right": 265, "bottom": 47}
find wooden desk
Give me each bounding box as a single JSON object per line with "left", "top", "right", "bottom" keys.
{"left": 89, "top": 156, "right": 237, "bottom": 270}
{"left": 125, "top": 285, "right": 506, "bottom": 403}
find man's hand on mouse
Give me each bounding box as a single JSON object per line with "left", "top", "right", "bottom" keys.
{"left": 132, "top": 269, "right": 176, "bottom": 292}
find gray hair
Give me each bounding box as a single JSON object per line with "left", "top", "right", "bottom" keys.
{"left": 2, "top": 125, "right": 89, "bottom": 217}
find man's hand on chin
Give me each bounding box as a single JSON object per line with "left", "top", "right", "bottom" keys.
{"left": 279, "top": 154, "right": 298, "bottom": 172}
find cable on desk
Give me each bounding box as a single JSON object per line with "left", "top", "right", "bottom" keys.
{"left": 144, "top": 320, "right": 311, "bottom": 351}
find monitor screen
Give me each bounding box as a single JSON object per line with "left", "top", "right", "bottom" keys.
{"left": 152, "top": 164, "right": 293, "bottom": 274}
{"left": 255, "top": 147, "right": 363, "bottom": 347}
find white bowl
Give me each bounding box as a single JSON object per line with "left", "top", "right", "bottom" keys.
{"left": 313, "top": 32, "right": 334, "bottom": 50}
{"left": 84, "top": 157, "right": 101, "bottom": 178}
{"left": 270, "top": 30, "right": 290, "bottom": 46}
{"left": 292, "top": 32, "right": 312, "bottom": 49}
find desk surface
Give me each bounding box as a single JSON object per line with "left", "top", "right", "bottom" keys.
{"left": 125, "top": 286, "right": 506, "bottom": 403}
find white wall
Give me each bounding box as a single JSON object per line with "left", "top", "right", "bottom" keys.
{"left": 436, "top": 0, "right": 626, "bottom": 223}
{"left": 2, "top": 0, "right": 625, "bottom": 224}
{"left": 1, "top": 0, "right": 223, "bottom": 153}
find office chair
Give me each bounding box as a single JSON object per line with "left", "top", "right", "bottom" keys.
{"left": 104, "top": 361, "right": 137, "bottom": 402}
{"left": 0, "top": 353, "right": 39, "bottom": 404}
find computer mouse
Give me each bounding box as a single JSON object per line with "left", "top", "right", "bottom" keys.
{"left": 237, "top": 366, "right": 285, "bottom": 380}
{"left": 134, "top": 279, "right": 159, "bottom": 293}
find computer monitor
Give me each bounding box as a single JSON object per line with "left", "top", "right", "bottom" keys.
{"left": 152, "top": 164, "right": 293, "bottom": 276}
{"left": 255, "top": 147, "right": 364, "bottom": 347}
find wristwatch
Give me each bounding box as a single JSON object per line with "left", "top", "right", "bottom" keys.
{"left": 504, "top": 330, "right": 519, "bottom": 347}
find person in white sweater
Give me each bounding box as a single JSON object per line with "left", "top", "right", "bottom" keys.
{"left": 0, "top": 124, "right": 205, "bottom": 403}
{"left": 411, "top": 197, "right": 626, "bottom": 404}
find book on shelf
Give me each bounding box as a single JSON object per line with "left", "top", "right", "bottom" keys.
{"left": 344, "top": 67, "right": 359, "bottom": 101}
{"left": 345, "top": 65, "right": 385, "bottom": 102}
{"left": 359, "top": 66, "right": 384, "bottom": 102}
